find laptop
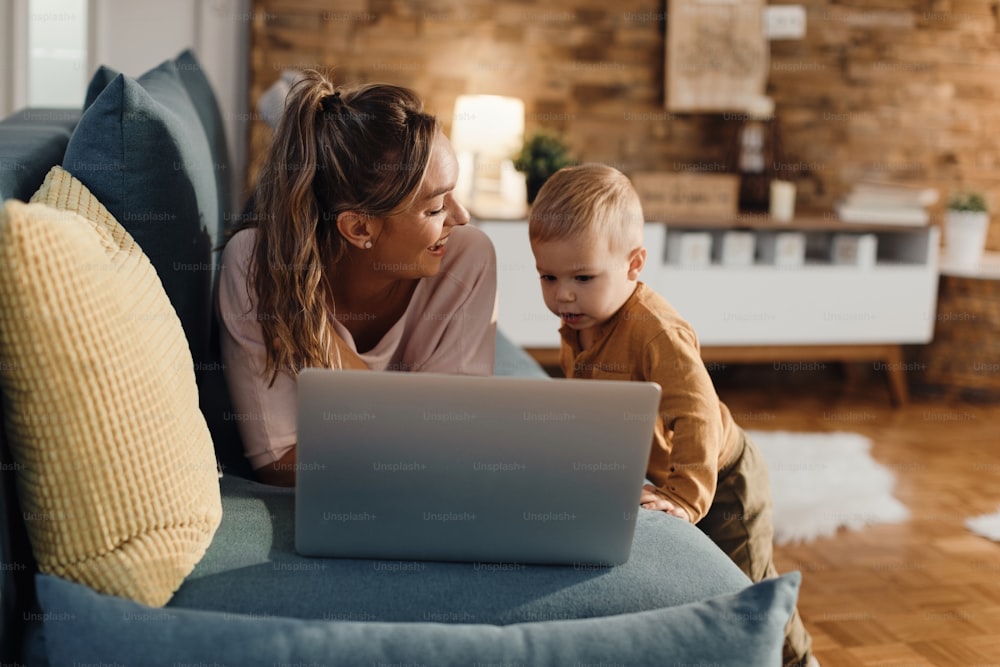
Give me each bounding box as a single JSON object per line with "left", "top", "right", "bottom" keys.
{"left": 295, "top": 369, "right": 661, "bottom": 565}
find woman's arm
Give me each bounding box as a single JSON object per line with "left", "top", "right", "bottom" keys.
{"left": 219, "top": 230, "right": 371, "bottom": 485}
{"left": 256, "top": 448, "right": 297, "bottom": 487}
{"left": 217, "top": 230, "right": 300, "bottom": 477}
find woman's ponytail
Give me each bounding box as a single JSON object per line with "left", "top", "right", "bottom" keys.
{"left": 247, "top": 71, "right": 439, "bottom": 382}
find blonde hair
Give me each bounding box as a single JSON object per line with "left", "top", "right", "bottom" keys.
{"left": 528, "top": 163, "right": 644, "bottom": 253}
{"left": 247, "top": 71, "right": 439, "bottom": 383}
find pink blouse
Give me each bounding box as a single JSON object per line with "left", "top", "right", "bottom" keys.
{"left": 217, "top": 225, "right": 498, "bottom": 470}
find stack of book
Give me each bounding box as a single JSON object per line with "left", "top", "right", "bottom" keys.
{"left": 835, "top": 182, "right": 939, "bottom": 225}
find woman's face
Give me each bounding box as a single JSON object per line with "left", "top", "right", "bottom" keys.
{"left": 371, "top": 131, "right": 470, "bottom": 279}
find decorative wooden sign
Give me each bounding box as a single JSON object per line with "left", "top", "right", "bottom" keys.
{"left": 632, "top": 171, "right": 740, "bottom": 221}
{"left": 666, "top": 0, "right": 769, "bottom": 112}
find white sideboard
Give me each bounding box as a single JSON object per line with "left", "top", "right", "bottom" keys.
{"left": 477, "top": 215, "right": 940, "bottom": 405}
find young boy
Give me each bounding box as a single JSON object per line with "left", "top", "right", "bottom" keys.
{"left": 528, "top": 163, "right": 816, "bottom": 667}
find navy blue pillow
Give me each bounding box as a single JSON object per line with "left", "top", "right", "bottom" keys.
{"left": 37, "top": 572, "right": 799, "bottom": 667}
{"left": 175, "top": 48, "right": 231, "bottom": 241}
{"left": 82, "top": 64, "right": 117, "bottom": 109}
{"left": 83, "top": 53, "right": 230, "bottom": 246}
{"left": 64, "top": 60, "right": 216, "bottom": 367}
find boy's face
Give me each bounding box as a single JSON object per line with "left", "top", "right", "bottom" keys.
{"left": 531, "top": 236, "right": 646, "bottom": 333}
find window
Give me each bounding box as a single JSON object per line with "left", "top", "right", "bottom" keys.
{"left": 28, "top": 0, "right": 87, "bottom": 107}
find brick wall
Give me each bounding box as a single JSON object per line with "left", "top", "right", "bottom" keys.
{"left": 250, "top": 0, "right": 1000, "bottom": 249}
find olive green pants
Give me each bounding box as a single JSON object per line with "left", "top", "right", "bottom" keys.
{"left": 697, "top": 429, "right": 814, "bottom": 667}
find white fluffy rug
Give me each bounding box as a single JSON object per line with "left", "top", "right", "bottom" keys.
{"left": 967, "top": 508, "right": 1000, "bottom": 541}
{"left": 748, "top": 430, "right": 909, "bottom": 545}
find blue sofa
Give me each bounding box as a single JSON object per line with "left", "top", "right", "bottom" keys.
{"left": 0, "top": 51, "right": 799, "bottom": 666}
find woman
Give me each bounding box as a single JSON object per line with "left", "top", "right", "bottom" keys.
{"left": 218, "top": 71, "right": 497, "bottom": 486}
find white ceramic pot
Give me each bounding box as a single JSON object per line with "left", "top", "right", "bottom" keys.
{"left": 944, "top": 210, "right": 990, "bottom": 270}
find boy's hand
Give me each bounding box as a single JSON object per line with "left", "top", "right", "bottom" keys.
{"left": 640, "top": 484, "right": 691, "bottom": 522}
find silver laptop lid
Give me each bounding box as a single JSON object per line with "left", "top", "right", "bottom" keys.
{"left": 295, "top": 369, "right": 661, "bottom": 565}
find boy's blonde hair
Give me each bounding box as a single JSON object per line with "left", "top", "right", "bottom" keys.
{"left": 528, "top": 163, "right": 645, "bottom": 254}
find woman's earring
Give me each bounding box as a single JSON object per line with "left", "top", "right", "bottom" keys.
{"left": 364, "top": 240, "right": 373, "bottom": 249}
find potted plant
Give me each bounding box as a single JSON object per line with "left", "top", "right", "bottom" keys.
{"left": 513, "top": 130, "right": 575, "bottom": 204}
{"left": 944, "top": 191, "right": 990, "bottom": 270}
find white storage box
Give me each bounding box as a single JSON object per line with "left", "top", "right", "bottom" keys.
{"left": 666, "top": 231, "right": 713, "bottom": 267}
{"left": 831, "top": 233, "right": 878, "bottom": 267}
{"left": 757, "top": 231, "right": 805, "bottom": 267}
{"left": 716, "top": 230, "right": 756, "bottom": 266}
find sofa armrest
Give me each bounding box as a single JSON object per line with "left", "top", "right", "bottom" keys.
{"left": 0, "top": 109, "right": 81, "bottom": 203}
{"left": 0, "top": 415, "right": 37, "bottom": 664}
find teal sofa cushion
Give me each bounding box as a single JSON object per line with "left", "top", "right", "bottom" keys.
{"left": 495, "top": 327, "right": 549, "bottom": 377}
{"left": 36, "top": 569, "right": 798, "bottom": 667}
{"left": 64, "top": 59, "right": 217, "bottom": 367}
{"left": 172, "top": 474, "right": 751, "bottom": 620}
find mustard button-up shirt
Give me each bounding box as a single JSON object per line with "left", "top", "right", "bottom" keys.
{"left": 560, "top": 282, "right": 740, "bottom": 523}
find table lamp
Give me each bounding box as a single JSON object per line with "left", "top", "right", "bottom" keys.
{"left": 450, "top": 94, "right": 526, "bottom": 219}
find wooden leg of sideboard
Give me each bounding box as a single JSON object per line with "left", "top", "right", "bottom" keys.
{"left": 883, "top": 344, "right": 910, "bottom": 407}
{"left": 841, "top": 360, "right": 861, "bottom": 388}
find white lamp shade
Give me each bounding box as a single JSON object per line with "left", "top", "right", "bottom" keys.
{"left": 450, "top": 95, "right": 525, "bottom": 157}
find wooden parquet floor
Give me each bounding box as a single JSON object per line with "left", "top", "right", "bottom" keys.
{"left": 713, "top": 363, "right": 1000, "bottom": 667}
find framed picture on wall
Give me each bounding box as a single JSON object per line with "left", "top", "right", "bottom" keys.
{"left": 666, "top": 0, "right": 769, "bottom": 112}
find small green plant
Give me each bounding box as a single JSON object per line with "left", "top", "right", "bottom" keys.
{"left": 947, "top": 191, "right": 989, "bottom": 213}
{"left": 513, "top": 130, "right": 575, "bottom": 203}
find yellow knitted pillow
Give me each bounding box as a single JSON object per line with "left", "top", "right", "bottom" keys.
{"left": 0, "top": 166, "right": 222, "bottom": 607}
